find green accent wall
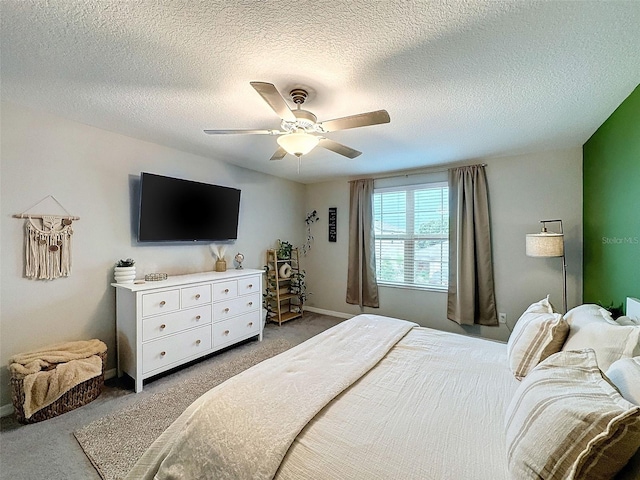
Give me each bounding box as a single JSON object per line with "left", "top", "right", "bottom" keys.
{"left": 583, "top": 85, "right": 640, "bottom": 311}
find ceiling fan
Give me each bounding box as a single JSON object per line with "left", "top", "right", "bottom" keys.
{"left": 204, "top": 82, "right": 390, "bottom": 161}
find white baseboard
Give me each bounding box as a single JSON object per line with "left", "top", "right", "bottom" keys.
{"left": 1, "top": 368, "right": 119, "bottom": 418}
{"left": 304, "top": 306, "right": 354, "bottom": 319}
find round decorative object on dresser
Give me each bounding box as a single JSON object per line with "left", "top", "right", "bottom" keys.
{"left": 234, "top": 252, "right": 244, "bottom": 269}
{"left": 114, "top": 266, "right": 136, "bottom": 284}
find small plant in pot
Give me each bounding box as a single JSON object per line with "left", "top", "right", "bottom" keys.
{"left": 116, "top": 258, "right": 135, "bottom": 268}
{"left": 276, "top": 240, "right": 293, "bottom": 260}
{"left": 114, "top": 258, "right": 136, "bottom": 284}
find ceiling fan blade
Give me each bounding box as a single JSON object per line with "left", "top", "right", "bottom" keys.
{"left": 270, "top": 147, "right": 287, "bottom": 161}
{"left": 318, "top": 110, "right": 390, "bottom": 132}
{"left": 250, "top": 82, "right": 297, "bottom": 122}
{"left": 203, "top": 129, "right": 282, "bottom": 135}
{"left": 318, "top": 138, "right": 362, "bottom": 159}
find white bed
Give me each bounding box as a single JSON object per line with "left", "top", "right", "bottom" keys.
{"left": 127, "top": 313, "right": 640, "bottom": 480}
{"left": 276, "top": 324, "right": 517, "bottom": 480}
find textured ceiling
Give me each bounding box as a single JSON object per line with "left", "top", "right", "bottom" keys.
{"left": 1, "top": 1, "right": 639, "bottom": 184}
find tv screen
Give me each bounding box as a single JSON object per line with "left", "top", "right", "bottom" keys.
{"left": 138, "top": 172, "right": 241, "bottom": 242}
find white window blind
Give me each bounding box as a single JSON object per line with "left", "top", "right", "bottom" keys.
{"left": 373, "top": 181, "right": 449, "bottom": 289}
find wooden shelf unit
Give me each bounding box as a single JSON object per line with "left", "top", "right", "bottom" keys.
{"left": 265, "top": 248, "right": 303, "bottom": 326}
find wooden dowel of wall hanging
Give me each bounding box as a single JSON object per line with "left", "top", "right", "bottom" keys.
{"left": 12, "top": 214, "right": 80, "bottom": 220}
{"left": 14, "top": 195, "right": 79, "bottom": 220}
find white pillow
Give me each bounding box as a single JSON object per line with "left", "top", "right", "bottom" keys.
{"left": 562, "top": 305, "right": 640, "bottom": 371}
{"left": 611, "top": 357, "right": 640, "bottom": 480}
{"left": 564, "top": 303, "right": 617, "bottom": 325}
{"left": 617, "top": 316, "right": 640, "bottom": 326}
{"left": 505, "top": 349, "right": 640, "bottom": 480}
{"left": 606, "top": 357, "right": 640, "bottom": 406}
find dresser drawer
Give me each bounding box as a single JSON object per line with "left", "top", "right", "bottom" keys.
{"left": 212, "top": 280, "right": 238, "bottom": 301}
{"left": 237, "top": 276, "right": 260, "bottom": 296}
{"left": 182, "top": 284, "right": 211, "bottom": 308}
{"left": 142, "top": 305, "right": 212, "bottom": 342}
{"left": 142, "top": 289, "right": 180, "bottom": 317}
{"left": 213, "top": 292, "right": 260, "bottom": 321}
{"left": 142, "top": 325, "right": 212, "bottom": 374}
{"left": 213, "top": 311, "right": 261, "bottom": 347}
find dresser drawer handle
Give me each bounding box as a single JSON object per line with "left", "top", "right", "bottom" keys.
{"left": 248, "top": 284, "right": 253, "bottom": 288}
{"left": 160, "top": 351, "right": 166, "bottom": 357}
{"left": 224, "top": 288, "right": 229, "bottom": 293}
{"left": 224, "top": 330, "right": 230, "bottom": 335}
{"left": 248, "top": 322, "right": 253, "bottom": 327}
{"left": 195, "top": 294, "right": 201, "bottom": 299}
{"left": 248, "top": 301, "right": 253, "bottom": 306}
{"left": 159, "top": 301, "right": 166, "bottom": 307}
{"left": 196, "top": 339, "right": 201, "bottom": 345}
{"left": 195, "top": 315, "right": 201, "bottom": 320}
{"left": 224, "top": 308, "right": 229, "bottom": 313}
{"left": 160, "top": 324, "right": 166, "bottom": 330}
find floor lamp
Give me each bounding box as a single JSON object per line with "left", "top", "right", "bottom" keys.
{"left": 526, "top": 219, "right": 567, "bottom": 313}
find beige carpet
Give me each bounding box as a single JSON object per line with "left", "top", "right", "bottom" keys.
{"left": 74, "top": 336, "right": 296, "bottom": 480}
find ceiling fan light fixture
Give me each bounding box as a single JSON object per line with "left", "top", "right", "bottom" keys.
{"left": 277, "top": 132, "right": 319, "bottom": 157}
{"left": 204, "top": 82, "right": 391, "bottom": 162}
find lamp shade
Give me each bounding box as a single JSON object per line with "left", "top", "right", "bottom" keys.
{"left": 526, "top": 233, "right": 564, "bottom": 257}
{"left": 277, "top": 132, "right": 319, "bottom": 157}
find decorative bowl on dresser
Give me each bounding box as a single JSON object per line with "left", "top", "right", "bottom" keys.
{"left": 112, "top": 269, "right": 263, "bottom": 392}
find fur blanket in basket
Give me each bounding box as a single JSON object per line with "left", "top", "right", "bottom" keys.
{"left": 9, "top": 339, "right": 107, "bottom": 419}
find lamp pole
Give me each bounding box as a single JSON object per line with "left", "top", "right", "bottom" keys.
{"left": 541, "top": 219, "right": 567, "bottom": 314}
{"left": 526, "top": 219, "right": 567, "bottom": 314}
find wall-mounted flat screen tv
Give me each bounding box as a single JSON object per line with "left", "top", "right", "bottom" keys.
{"left": 138, "top": 172, "right": 241, "bottom": 242}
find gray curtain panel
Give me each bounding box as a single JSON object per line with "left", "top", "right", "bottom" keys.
{"left": 346, "top": 179, "right": 379, "bottom": 308}
{"left": 447, "top": 165, "right": 498, "bottom": 326}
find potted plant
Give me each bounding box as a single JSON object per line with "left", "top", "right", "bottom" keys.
{"left": 114, "top": 258, "right": 136, "bottom": 284}
{"left": 290, "top": 270, "right": 308, "bottom": 310}
{"left": 598, "top": 301, "right": 624, "bottom": 319}
{"left": 262, "top": 276, "right": 276, "bottom": 322}
{"left": 276, "top": 239, "right": 293, "bottom": 260}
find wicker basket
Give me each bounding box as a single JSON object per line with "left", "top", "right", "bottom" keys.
{"left": 10, "top": 350, "right": 107, "bottom": 424}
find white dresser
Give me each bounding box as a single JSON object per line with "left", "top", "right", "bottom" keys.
{"left": 112, "top": 269, "right": 263, "bottom": 392}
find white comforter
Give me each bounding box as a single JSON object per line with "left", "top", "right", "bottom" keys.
{"left": 128, "top": 315, "right": 521, "bottom": 480}
{"left": 277, "top": 324, "right": 520, "bottom": 480}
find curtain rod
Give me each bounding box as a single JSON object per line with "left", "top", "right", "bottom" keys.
{"left": 368, "top": 163, "right": 487, "bottom": 181}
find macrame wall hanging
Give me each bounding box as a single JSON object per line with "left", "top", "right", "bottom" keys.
{"left": 13, "top": 196, "right": 80, "bottom": 280}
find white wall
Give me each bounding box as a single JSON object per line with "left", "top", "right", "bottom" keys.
{"left": 0, "top": 102, "right": 305, "bottom": 407}
{"left": 303, "top": 148, "right": 583, "bottom": 341}
{"left": 0, "top": 102, "right": 584, "bottom": 410}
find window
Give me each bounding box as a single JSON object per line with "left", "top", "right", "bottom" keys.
{"left": 373, "top": 182, "right": 449, "bottom": 290}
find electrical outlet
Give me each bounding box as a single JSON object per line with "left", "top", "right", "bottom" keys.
{"left": 499, "top": 313, "right": 507, "bottom": 324}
